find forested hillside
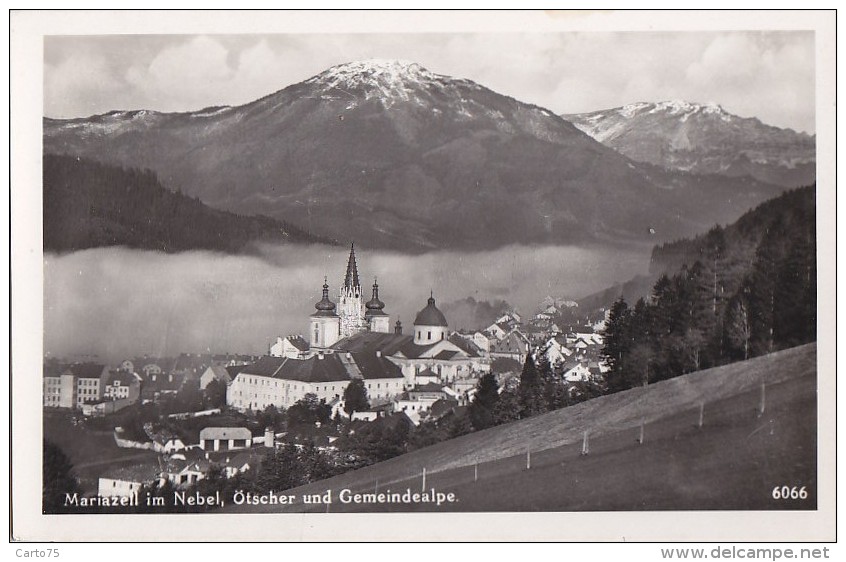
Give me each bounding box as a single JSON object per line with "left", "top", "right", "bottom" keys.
{"left": 603, "top": 185, "right": 816, "bottom": 392}
{"left": 43, "top": 154, "right": 335, "bottom": 253}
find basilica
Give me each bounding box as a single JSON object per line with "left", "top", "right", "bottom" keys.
{"left": 229, "top": 244, "right": 489, "bottom": 413}
{"left": 307, "top": 243, "right": 489, "bottom": 384}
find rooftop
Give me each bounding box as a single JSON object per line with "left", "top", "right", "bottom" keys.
{"left": 235, "top": 352, "right": 404, "bottom": 383}
{"left": 199, "top": 427, "right": 252, "bottom": 441}
{"left": 414, "top": 295, "right": 448, "bottom": 327}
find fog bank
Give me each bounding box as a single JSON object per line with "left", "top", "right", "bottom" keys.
{"left": 44, "top": 243, "right": 649, "bottom": 361}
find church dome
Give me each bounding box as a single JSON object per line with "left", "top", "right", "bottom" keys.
{"left": 313, "top": 279, "right": 337, "bottom": 316}
{"left": 365, "top": 279, "right": 386, "bottom": 317}
{"left": 414, "top": 294, "right": 447, "bottom": 327}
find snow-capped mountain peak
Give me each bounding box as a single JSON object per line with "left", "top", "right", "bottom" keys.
{"left": 617, "top": 100, "right": 729, "bottom": 120}
{"left": 563, "top": 99, "right": 815, "bottom": 187}
{"left": 305, "top": 59, "right": 449, "bottom": 103}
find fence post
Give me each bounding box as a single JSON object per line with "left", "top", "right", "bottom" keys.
{"left": 421, "top": 467, "right": 427, "bottom": 492}
{"left": 581, "top": 429, "right": 590, "bottom": 456}
{"left": 474, "top": 461, "right": 478, "bottom": 482}
{"left": 374, "top": 479, "right": 379, "bottom": 494}
{"left": 638, "top": 419, "right": 644, "bottom": 444}
{"left": 526, "top": 449, "right": 531, "bottom": 470}
{"left": 758, "top": 382, "right": 766, "bottom": 417}
{"left": 698, "top": 402, "right": 705, "bottom": 429}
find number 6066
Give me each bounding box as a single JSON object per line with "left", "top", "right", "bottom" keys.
{"left": 772, "top": 485, "right": 808, "bottom": 500}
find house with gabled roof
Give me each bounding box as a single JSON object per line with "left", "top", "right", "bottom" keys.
{"left": 98, "top": 463, "right": 162, "bottom": 498}
{"left": 496, "top": 311, "right": 522, "bottom": 325}
{"left": 541, "top": 336, "right": 573, "bottom": 366}
{"left": 562, "top": 360, "right": 604, "bottom": 383}
{"left": 470, "top": 331, "right": 493, "bottom": 352}
{"left": 199, "top": 427, "right": 252, "bottom": 451}
{"left": 144, "top": 423, "right": 187, "bottom": 453}
{"left": 408, "top": 382, "right": 447, "bottom": 401}
{"left": 269, "top": 335, "right": 310, "bottom": 359}
{"left": 199, "top": 365, "right": 232, "bottom": 390}
{"left": 103, "top": 369, "right": 142, "bottom": 402}
{"left": 490, "top": 330, "right": 531, "bottom": 363}
{"left": 216, "top": 451, "right": 254, "bottom": 479}
{"left": 163, "top": 455, "right": 211, "bottom": 487}
{"left": 484, "top": 322, "right": 509, "bottom": 341}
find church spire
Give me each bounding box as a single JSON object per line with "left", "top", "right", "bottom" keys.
{"left": 343, "top": 242, "right": 360, "bottom": 290}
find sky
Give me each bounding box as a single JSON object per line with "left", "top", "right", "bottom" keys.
{"left": 44, "top": 31, "right": 815, "bottom": 133}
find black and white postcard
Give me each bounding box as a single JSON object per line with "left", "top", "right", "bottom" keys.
{"left": 9, "top": 9, "right": 837, "bottom": 543}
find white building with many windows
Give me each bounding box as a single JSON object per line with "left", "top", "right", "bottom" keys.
{"left": 43, "top": 363, "right": 109, "bottom": 409}
{"left": 226, "top": 352, "right": 406, "bottom": 412}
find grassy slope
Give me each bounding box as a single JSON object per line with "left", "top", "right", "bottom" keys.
{"left": 228, "top": 343, "right": 817, "bottom": 512}
{"left": 43, "top": 411, "right": 159, "bottom": 492}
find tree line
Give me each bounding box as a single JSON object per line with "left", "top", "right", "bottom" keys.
{"left": 601, "top": 185, "right": 816, "bottom": 393}
{"left": 43, "top": 153, "right": 336, "bottom": 254}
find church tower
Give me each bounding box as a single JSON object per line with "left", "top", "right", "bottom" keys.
{"left": 339, "top": 243, "right": 365, "bottom": 338}
{"left": 310, "top": 278, "right": 340, "bottom": 349}
{"left": 365, "top": 278, "right": 391, "bottom": 333}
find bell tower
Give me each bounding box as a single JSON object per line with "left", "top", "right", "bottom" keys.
{"left": 339, "top": 243, "right": 365, "bottom": 338}
{"left": 365, "top": 278, "right": 391, "bottom": 333}
{"left": 310, "top": 277, "right": 340, "bottom": 349}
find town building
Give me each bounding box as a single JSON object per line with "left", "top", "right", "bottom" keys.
{"left": 227, "top": 352, "right": 406, "bottom": 411}
{"left": 42, "top": 364, "right": 75, "bottom": 409}
{"left": 269, "top": 335, "right": 310, "bottom": 359}
{"left": 98, "top": 464, "right": 162, "bottom": 499}
{"left": 199, "top": 365, "right": 233, "bottom": 390}
{"left": 103, "top": 370, "right": 142, "bottom": 402}
{"left": 199, "top": 427, "right": 252, "bottom": 451}
{"left": 42, "top": 362, "right": 109, "bottom": 409}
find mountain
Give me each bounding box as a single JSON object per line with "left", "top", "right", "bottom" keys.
{"left": 45, "top": 60, "right": 786, "bottom": 251}
{"left": 43, "top": 154, "right": 336, "bottom": 254}
{"left": 564, "top": 100, "right": 815, "bottom": 188}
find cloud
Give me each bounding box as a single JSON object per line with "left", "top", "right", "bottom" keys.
{"left": 683, "top": 33, "right": 814, "bottom": 132}
{"left": 125, "top": 36, "right": 234, "bottom": 110}
{"left": 44, "top": 52, "right": 125, "bottom": 117}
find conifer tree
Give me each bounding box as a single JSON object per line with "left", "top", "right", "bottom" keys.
{"left": 518, "top": 352, "right": 547, "bottom": 418}
{"left": 601, "top": 297, "right": 631, "bottom": 391}
{"left": 725, "top": 283, "right": 753, "bottom": 360}
{"left": 773, "top": 230, "right": 816, "bottom": 348}
{"left": 749, "top": 219, "right": 788, "bottom": 356}
{"left": 343, "top": 378, "right": 370, "bottom": 417}
{"left": 43, "top": 440, "right": 79, "bottom": 514}
{"left": 493, "top": 389, "right": 521, "bottom": 424}
{"left": 469, "top": 372, "right": 500, "bottom": 431}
